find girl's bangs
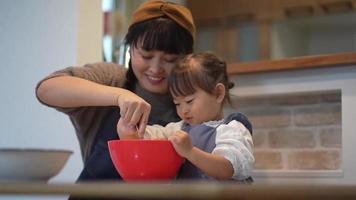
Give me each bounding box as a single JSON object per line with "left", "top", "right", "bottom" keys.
{"left": 169, "top": 69, "right": 197, "bottom": 97}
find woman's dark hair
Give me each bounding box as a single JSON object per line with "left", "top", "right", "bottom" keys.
{"left": 169, "top": 52, "right": 234, "bottom": 105}
{"left": 123, "top": 17, "right": 194, "bottom": 90}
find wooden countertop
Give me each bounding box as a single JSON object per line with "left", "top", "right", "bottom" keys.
{"left": 227, "top": 52, "right": 356, "bottom": 75}
{"left": 1, "top": 181, "right": 356, "bottom": 199}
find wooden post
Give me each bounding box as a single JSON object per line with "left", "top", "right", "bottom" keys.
{"left": 214, "top": 25, "right": 240, "bottom": 62}
{"left": 257, "top": 20, "right": 272, "bottom": 60}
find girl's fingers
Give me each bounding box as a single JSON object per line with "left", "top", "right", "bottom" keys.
{"left": 169, "top": 134, "right": 180, "bottom": 144}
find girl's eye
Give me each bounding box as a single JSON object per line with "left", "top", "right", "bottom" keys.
{"left": 174, "top": 103, "right": 180, "bottom": 107}
{"left": 186, "top": 99, "right": 193, "bottom": 104}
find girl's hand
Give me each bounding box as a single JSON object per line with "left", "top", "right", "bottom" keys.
{"left": 116, "top": 91, "right": 151, "bottom": 137}
{"left": 117, "top": 118, "right": 140, "bottom": 139}
{"left": 169, "top": 130, "right": 193, "bottom": 158}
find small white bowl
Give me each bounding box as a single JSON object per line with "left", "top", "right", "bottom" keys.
{"left": 0, "top": 148, "right": 72, "bottom": 181}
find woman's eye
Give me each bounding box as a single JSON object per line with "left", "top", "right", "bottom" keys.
{"left": 164, "top": 58, "right": 177, "bottom": 63}
{"left": 174, "top": 103, "right": 180, "bottom": 107}
{"left": 142, "top": 55, "right": 152, "bottom": 59}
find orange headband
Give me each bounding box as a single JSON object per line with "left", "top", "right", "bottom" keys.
{"left": 130, "top": 0, "right": 195, "bottom": 40}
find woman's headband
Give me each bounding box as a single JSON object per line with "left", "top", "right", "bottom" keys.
{"left": 130, "top": 0, "right": 195, "bottom": 40}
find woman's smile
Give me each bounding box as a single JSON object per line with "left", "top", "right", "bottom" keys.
{"left": 146, "top": 74, "right": 165, "bottom": 85}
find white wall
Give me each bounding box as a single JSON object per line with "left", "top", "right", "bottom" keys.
{"left": 0, "top": 0, "right": 102, "bottom": 198}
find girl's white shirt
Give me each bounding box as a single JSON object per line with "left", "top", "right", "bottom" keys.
{"left": 144, "top": 119, "right": 254, "bottom": 180}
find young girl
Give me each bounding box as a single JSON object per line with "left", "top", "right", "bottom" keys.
{"left": 118, "top": 52, "right": 254, "bottom": 181}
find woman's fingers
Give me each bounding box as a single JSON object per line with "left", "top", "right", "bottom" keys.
{"left": 135, "top": 103, "right": 150, "bottom": 137}
{"left": 137, "top": 111, "right": 149, "bottom": 137}
{"left": 118, "top": 92, "right": 151, "bottom": 137}
{"left": 122, "top": 102, "right": 137, "bottom": 122}
{"left": 119, "top": 103, "right": 128, "bottom": 118}
{"left": 117, "top": 118, "right": 140, "bottom": 139}
{"left": 117, "top": 93, "right": 151, "bottom": 137}
{"left": 118, "top": 92, "right": 151, "bottom": 126}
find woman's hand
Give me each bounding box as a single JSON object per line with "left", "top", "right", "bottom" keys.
{"left": 116, "top": 91, "right": 151, "bottom": 137}
{"left": 117, "top": 118, "right": 140, "bottom": 139}
{"left": 169, "top": 130, "right": 193, "bottom": 158}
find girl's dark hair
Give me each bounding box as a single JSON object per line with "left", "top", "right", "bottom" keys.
{"left": 169, "top": 52, "right": 234, "bottom": 105}
{"left": 123, "top": 17, "right": 194, "bottom": 90}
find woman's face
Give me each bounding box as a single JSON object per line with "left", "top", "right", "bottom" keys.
{"left": 130, "top": 46, "right": 180, "bottom": 94}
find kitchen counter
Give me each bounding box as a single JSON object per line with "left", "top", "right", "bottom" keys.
{"left": 1, "top": 181, "right": 356, "bottom": 199}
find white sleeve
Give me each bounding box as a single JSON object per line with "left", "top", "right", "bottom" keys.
{"left": 213, "top": 120, "right": 254, "bottom": 180}
{"left": 143, "top": 121, "right": 183, "bottom": 139}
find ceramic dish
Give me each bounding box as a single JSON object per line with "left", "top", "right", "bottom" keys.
{"left": 0, "top": 148, "right": 72, "bottom": 181}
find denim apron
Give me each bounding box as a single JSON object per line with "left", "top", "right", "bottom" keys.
{"left": 76, "top": 111, "right": 253, "bottom": 182}
{"left": 177, "top": 112, "right": 253, "bottom": 182}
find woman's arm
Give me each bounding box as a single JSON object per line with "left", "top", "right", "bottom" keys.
{"left": 169, "top": 131, "right": 234, "bottom": 179}
{"left": 37, "top": 76, "right": 150, "bottom": 135}
{"left": 37, "top": 76, "right": 125, "bottom": 107}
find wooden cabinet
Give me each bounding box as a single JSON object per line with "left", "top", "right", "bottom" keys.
{"left": 187, "top": 0, "right": 356, "bottom": 25}
{"left": 187, "top": 0, "right": 356, "bottom": 61}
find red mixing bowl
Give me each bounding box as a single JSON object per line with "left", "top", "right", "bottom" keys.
{"left": 108, "top": 140, "right": 184, "bottom": 181}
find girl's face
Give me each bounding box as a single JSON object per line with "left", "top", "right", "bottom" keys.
{"left": 173, "top": 87, "right": 224, "bottom": 125}
{"left": 130, "top": 46, "right": 180, "bottom": 94}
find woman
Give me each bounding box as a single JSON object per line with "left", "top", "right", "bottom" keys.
{"left": 36, "top": 0, "right": 195, "bottom": 182}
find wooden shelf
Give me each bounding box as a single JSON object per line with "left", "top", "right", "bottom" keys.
{"left": 227, "top": 52, "right": 356, "bottom": 74}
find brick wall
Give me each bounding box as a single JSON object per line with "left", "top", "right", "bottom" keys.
{"left": 226, "top": 91, "right": 341, "bottom": 171}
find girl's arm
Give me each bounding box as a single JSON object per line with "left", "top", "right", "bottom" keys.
{"left": 117, "top": 119, "right": 183, "bottom": 139}
{"left": 169, "top": 131, "right": 234, "bottom": 179}
{"left": 213, "top": 120, "right": 254, "bottom": 180}
{"left": 170, "top": 120, "right": 254, "bottom": 180}
{"left": 186, "top": 147, "right": 234, "bottom": 179}
{"left": 144, "top": 121, "right": 183, "bottom": 139}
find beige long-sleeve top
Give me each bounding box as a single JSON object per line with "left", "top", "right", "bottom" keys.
{"left": 36, "top": 62, "right": 178, "bottom": 161}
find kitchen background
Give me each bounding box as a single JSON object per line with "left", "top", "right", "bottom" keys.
{"left": 103, "top": 0, "right": 354, "bottom": 181}
{"left": 0, "top": 1, "right": 355, "bottom": 199}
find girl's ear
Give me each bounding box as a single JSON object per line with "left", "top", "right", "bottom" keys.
{"left": 214, "top": 83, "right": 226, "bottom": 103}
